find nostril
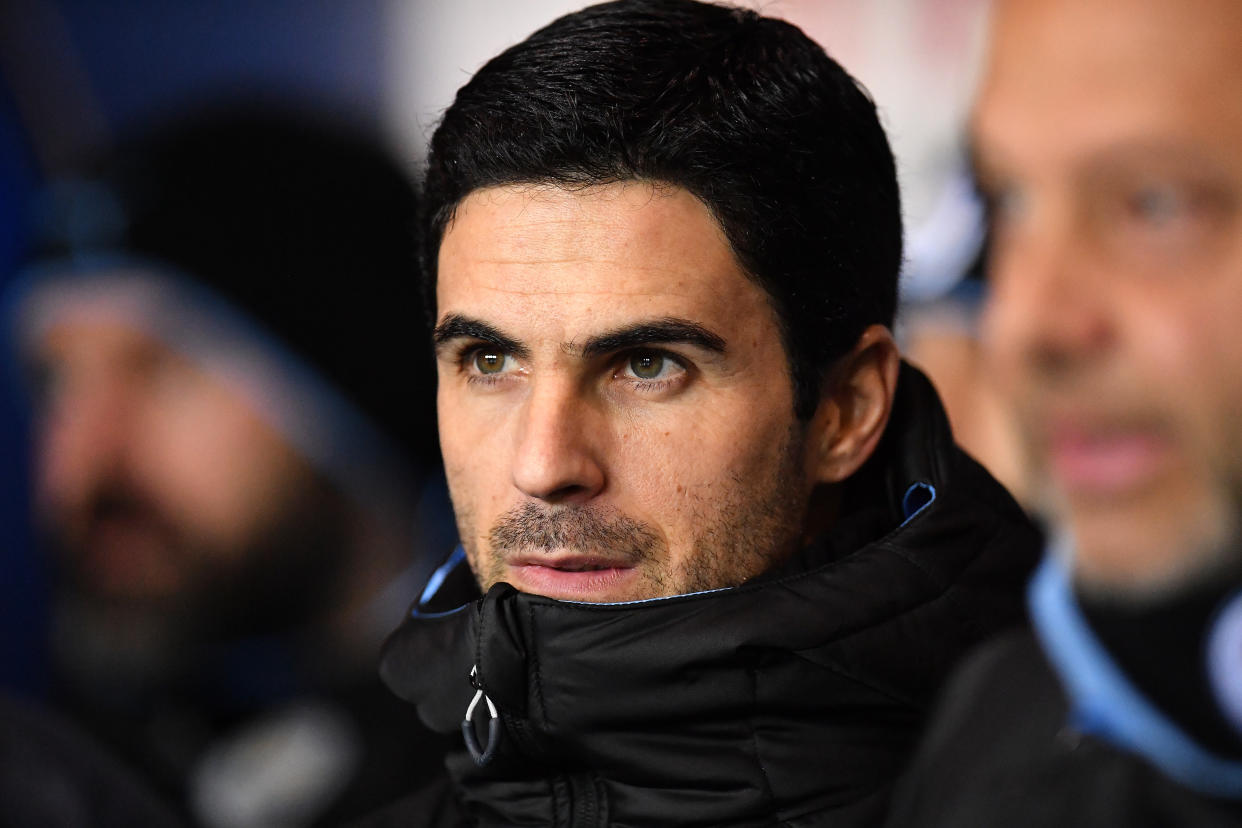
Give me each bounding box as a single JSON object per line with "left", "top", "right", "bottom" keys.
{"left": 543, "top": 482, "right": 595, "bottom": 503}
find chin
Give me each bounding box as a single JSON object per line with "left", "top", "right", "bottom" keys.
{"left": 1069, "top": 503, "right": 1242, "bottom": 603}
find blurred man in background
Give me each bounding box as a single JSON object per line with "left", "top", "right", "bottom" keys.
{"left": 887, "top": 0, "right": 1242, "bottom": 824}
{"left": 8, "top": 108, "right": 454, "bottom": 827}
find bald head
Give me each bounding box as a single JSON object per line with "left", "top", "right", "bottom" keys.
{"left": 974, "top": 0, "right": 1242, "bottom": 598}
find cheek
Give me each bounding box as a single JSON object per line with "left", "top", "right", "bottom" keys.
{"left": 1181, "top": 331, "right": 1242, "bottom": 480}
{"left": 441, "top": 454, "right": 489, "bottom": 546}
{"left": 438, "top": 389, "right": 515, "bottom": 539}
{"left": 35, "top": 420, "right": 84, "bottom": 511}
{"left": 979, "top": 286, "right": 1029, "bottom": 405}
{"left": 619, "top": 430, "right": 712, "bottom": 535}
{"left": 615, "top": 402, "right": 798, "bottom": 532}
{"left": 1128, "top": 281, "right": 1242, "bottom": 490}
{"left": 135, "top": 389, "right": 304, "bottom": 548}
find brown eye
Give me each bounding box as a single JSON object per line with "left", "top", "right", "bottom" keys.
{"left": 474, "top": 350, "right": 508, "bottom": 374}
{"left": 629, "top": 353, "right": 664, "bottom": 379}
{"left": 1128, "top": 187, "right": 1185, "bottom": 226}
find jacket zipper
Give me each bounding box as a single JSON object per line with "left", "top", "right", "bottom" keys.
{"left": 469, "top": 666, "right": 607, "bottom": 826}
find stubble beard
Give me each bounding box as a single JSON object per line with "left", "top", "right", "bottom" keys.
{"left": 46, "top": 472, "right": 351, "bottom": 692}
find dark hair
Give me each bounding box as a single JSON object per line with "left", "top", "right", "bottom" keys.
{"left": 423, "top": 0, "right": 901, "bottom": 418}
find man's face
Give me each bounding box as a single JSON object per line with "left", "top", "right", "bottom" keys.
{"left": 435, "top": 182, "right": 821, "bottom": 602}
{"left": 33, "top": 317, "right": 336, "bottom": 625}
{"left": 975, "top": 0, "right": 1242, "bottom": 595}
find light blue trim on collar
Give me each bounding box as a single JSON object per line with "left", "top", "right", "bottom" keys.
{"left": 557, "top": 584, "right": 731, "bottom": 607}
{"left": 1030, "top": 554, "right": 1242, "bottom": 798}
{"left": 407, "top": 545, "right": 470, "bottom": 619}
{"left": 417, "top": 545, "right": 468, "bottom": 608}
{"left": 1207, "top": 590, "right": 1242, "bottom": 733}
{"left": 900, "top": 481, "right": 936, "bottom": 526}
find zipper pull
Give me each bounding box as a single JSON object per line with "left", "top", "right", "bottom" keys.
{"left": 462, "top": 664, "right": 501, "bottom": 765}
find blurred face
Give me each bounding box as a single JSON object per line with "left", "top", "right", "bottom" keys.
{"left": 976, "top": 0, "right": 1242, "bottom": 596}
{"left": 33, "top": 316, "right": 330, "bottom": 621}
{"left": 435, "top": 182, "right": 825, "bottom": 602}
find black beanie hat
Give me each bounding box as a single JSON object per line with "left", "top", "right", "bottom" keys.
{"left": 29, "top": 106, "right": 438, "bottom": 474}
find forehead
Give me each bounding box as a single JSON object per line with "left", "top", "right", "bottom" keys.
{"left": 435, "top": 182, "right": 772, "bottom": 335}
{"left": 27, "top": 285, "right": 174, "bottom": 377}
{"left": 38, "top": 317, "right": 165, "bottom": 362}
{"left": 974, "top": 0, "right": 1242, "bottom": 168}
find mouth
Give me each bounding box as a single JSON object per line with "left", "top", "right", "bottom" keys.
{"left": 70, "top": 515, "right": 182, "bottom": 598}
{"left": 503, "top": 553, "right": 639, "bottom": 601}
{"left": 1045, "top": 420, "right": 1174, "bottom": 500}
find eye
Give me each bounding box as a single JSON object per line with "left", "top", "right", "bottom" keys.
{"left": 145, "top": 349, "right": 200, "bottom": 398}
{"left": 473, "top": 349, "right": 510, "bottom": 375}
{"left": 618, "top": 350, "right": 687, "bottom": 389}
{"left": 1128, "top": 186, "right": 1185, "bottom": 225}
{"left": 629, "top": 352, "right": 666, "bottom": 379}
{"left": 982, "top": 182, "right": 1028, "bottom": 233}
{"left": 28, "top": 359, "right": 67, "bottom": 415}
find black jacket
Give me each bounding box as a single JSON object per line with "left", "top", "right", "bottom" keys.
{"left": 374, "top": 365, "right": 1040, "bottom": 827}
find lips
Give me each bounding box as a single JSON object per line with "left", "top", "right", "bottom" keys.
{"left": 509, "top": 551, "right": 632, "bottom": 568}
{"left": 504, "top": 553, "right": 639, "bottom": 600}
{"left": 1046, "top": 421, "right": 1173, "bottom": 499}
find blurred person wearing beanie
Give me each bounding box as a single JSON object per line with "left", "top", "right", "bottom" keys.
{"left": 6, "top": 107, "right": 455, "bottom": 828}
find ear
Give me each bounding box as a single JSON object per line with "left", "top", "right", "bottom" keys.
{"left": 807, "top": 325, "right": 900, "bottom": 485}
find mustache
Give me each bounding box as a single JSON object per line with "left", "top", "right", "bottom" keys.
{"left": 48, "top": 480, "right": 182, "bottom": 552}
{"left": 88, "top": 485, "right": 178, "bottom": 534}
{"left": 488, "top": 502, "right": 662, "bottom": 563}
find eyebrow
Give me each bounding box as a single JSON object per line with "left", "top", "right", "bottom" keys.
{"left": 433, "top": 314, "right": 531, "bottom": 360}
{"left": 572, "top": 318, "right": 727, "bottom": 359}
{"left": 432, "top": 314, "right": 727, "bottom": 362}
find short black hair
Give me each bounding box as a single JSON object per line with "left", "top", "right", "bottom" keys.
{"left": 423, "top": 0, "right": 901, "bottom": 418}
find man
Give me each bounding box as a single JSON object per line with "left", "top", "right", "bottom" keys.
{"left": 10, "top": 110, "right": 454, "bottom": 827}
{"left": 886, "top": 0, "right": 1242, "bottom": 825}
{"left": 375, "top": 1, "right": 1040, "bottom": 826}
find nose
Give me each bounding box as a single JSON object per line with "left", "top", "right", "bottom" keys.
{"left": 982, "top": 208, "right": 1113, "bottom": 380}
{"left": 510, "top": 377, "right": 606, "bottom": 504}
